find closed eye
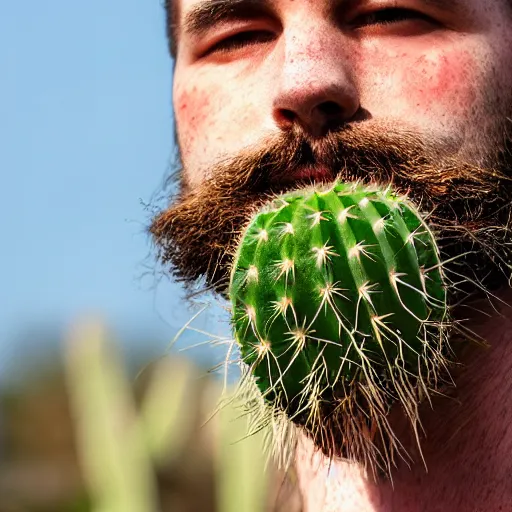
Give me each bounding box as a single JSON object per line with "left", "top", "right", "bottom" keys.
{"left": 208, "top": 30, "right": 275, "bottom": 54}
{"left": 351, "top": 8, "right": 434, "bottom": 28}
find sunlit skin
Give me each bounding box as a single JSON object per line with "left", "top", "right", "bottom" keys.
{"left": 173, "top": 0, "right": 512, "bottom": 187}
{"left": 169, "top": 0, "right": 512, "bottom": 509}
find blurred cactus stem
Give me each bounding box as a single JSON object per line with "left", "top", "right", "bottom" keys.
{"left": 65, "top": 319, "right": 158, "bottom": 512}
{"left": 138, "top": 356, "right": 195, "bottom": 466}
{"left": 214, "top": 383, "right": 269, "bottom": 512}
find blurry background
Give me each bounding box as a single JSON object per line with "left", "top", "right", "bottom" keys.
{"left": 0, "top": 2, "right": 301, "bottom": 510}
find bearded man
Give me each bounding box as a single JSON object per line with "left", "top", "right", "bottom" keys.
{"left": 150, "top": 0, "right": 512, "bottom": 510}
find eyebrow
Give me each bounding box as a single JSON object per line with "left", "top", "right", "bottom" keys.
{"left": 182, "top": 0, "right": 274, "bottom": 40}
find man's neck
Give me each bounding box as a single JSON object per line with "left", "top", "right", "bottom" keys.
{"left": 296, "top": 289, "right": 512, "bottom": 512}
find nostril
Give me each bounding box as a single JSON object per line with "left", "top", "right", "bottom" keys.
{"left": 274, "top": 100, "right": 353, "bottom": 134}
{"left": 317, "top": 101, "right": 343, "bottom": 118}
{"left": 281, "top": 109, "right": 296, "bottom": 122}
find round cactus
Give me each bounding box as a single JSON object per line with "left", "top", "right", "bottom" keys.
{"left": 229, "top": 181, "right": 451, "bottom": 473}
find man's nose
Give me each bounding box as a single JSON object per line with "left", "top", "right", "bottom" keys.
{"left": 271, "top": 29, "right": 360, "bottom": 137}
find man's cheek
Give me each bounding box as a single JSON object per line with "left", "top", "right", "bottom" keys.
{"left": 400, "top": 50, "right": 479, "bottom": 118}
{"left": 174, "top": 81, "right": 214, "bottom": 160}
{"left": 358, "top": 47, "right": 480, "bottom": 123}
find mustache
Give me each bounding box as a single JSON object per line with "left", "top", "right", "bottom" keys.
{"left": 150, "top": 123, "right": 510, "bottom": 296}
{"left": 185, "top": 124, "right": 502, "bottom": 200}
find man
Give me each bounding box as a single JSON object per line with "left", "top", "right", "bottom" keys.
{"left": 151, "top": 0, "right": 512, "bottom": 510}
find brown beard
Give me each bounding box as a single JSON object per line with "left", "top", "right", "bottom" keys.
{"left": 149, "top": 121, "right": 512, "bottom": 476}
{"left": 149, "top": 122, "right": 512, "bottom": 305}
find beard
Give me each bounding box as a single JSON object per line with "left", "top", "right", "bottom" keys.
{"left": 150, "top": 122, "right": 512, "bottom": 302}
{"left": 149, "top": 119, "right": 512, "bottom": 475}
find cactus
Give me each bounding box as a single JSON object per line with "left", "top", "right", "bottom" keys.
{"left": 229, "top": 181, "right": 451, "bottom": 474}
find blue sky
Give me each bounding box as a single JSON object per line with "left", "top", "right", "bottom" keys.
{"left": 1, "top": 1, "right": 229, "bottom": 378}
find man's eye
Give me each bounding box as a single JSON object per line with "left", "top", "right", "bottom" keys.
{"left": 208, "top": 30, "right": 275, "bottom": 53}
{"left": 351, "top": 8, "right": 433, "bottom": 28}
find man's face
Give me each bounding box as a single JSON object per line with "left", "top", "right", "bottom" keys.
{"left": 155, "top": 0, "right": 512, "bottom": 295}
{"left": 152, "top": 0, "right": 512, "bottom": 486}
{"left": 172, "top": 0, "right": 512, "bottom": 190}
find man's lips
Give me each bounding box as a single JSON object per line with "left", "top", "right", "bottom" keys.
{"left": 278, "top": 165, "right": 334, "bottom": 184}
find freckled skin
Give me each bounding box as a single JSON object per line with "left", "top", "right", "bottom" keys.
{"left": 171, "top": 0, "right": 512, "bottom": 509}
{"left": 174, "top": 0, "right": 512, "bottom": 186}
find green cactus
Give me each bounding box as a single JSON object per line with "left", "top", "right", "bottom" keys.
{"left": 229, "top": 181, "right": 451, "bottom": 473}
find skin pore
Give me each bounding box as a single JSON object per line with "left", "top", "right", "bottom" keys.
{"left": 162, "top": 0, "right": 512, "bottom": 510}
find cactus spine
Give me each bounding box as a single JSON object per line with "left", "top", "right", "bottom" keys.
{"left": 229, "top": 181, "right": 451, "bottom": 474}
